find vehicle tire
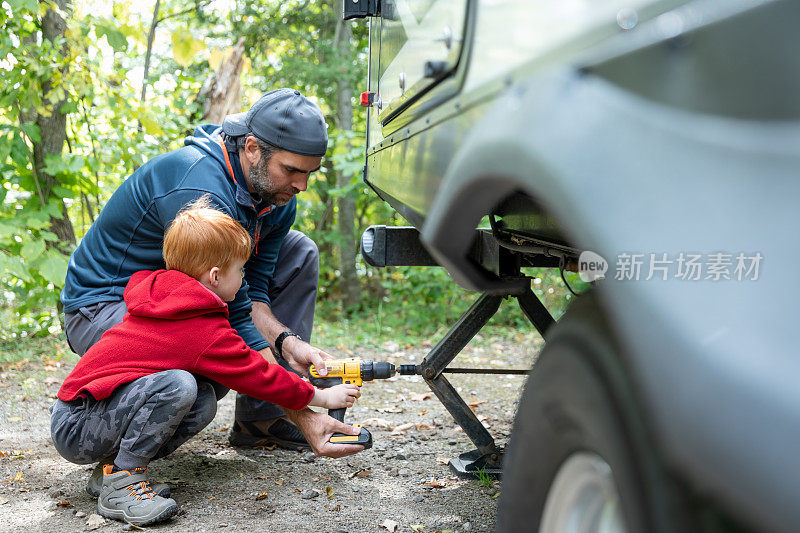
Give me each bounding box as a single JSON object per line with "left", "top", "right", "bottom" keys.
{"left": 497, "top": 292, "right": 689, "bottom": 533}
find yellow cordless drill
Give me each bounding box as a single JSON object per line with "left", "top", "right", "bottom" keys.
{"left": 309, "top": 358, "right": 396, "bottom": 449}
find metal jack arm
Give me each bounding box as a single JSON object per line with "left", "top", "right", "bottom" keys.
{"left": 418, "top": 294, "right": 504, "bottom": 467}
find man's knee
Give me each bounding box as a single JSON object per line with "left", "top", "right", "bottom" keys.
{"left": 290, "top": 229, "right": 318, "bottom": 265}
{"left": 187, "top": 383, "right": 217, "bottom": 431}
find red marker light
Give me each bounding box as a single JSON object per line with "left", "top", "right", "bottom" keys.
{"left": 360, "top": 91, "right": 375, "bottom": 107}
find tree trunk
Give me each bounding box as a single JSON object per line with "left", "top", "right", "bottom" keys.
{"left": 198, "top": 38, "right": 246, "bottom": 124}
{"left": 333, "top": 0, "right": 361, "bottom": 307}
{"left": 137, "top": 0, "right": 161, "bottom": 133}
{"left": 33, "top": 0, "right": 75, "bottom": 248}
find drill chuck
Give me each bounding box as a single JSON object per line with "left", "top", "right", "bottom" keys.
{"left": 362, "top": 360, "right": 396, "bottom": 380}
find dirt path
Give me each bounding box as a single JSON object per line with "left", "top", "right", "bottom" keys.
{"left": 0, "top": 334, "right": 540, "bottom": 532}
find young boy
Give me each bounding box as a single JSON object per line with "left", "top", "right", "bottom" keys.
{"left": 50, "top": 199, "right": 359, "bottom": 526}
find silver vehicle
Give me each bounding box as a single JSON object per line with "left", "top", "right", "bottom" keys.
{"left": 347, "top": 0, "right": 800, "bottom": 532}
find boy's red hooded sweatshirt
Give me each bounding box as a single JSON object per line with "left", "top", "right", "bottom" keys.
{"left": 58, "top": 269, "right": 315, "bottom": 410}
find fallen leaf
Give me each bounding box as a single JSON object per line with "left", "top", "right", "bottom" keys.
{"left": 410, "top": 526, "right": 425, "bottom": 532}
{"left": 418, "top": 409, "right": 428, "bottom": 416}
{"left": 436, "top": 457, "right": 449, "bottom": 465}
{"left": 18, "top": 488, "right": 28, "bottom": 492}
{"left": 12, "top": 359, "right": 29, "bottom": 370}
{"left": 255, "top": 492, "right": 268, "bottom": 500}
{"left": 0, "top": 497, "right": 8, "bottom": 505}
{"left": 6, "top": 417, "right": 21, "bottom": 423}
{"left": 410, "top": 392, "right": 433, "bottom": 401}
{"left": 356, "top": 469, "right": 371, "bottom": 478}
{"left": 361, "top": 417, "right": 391, "bottom": 429}
{"left": 43, "top": 376, "right": 59, "bottom": 385}
{"left": 492, "top": 492, "right": 501, "bottom": 498}
{"left": 213, "top": 425, "right": 230, "bottom": 432}
{"left": 376, "top": 407, "right": 403, "bottom": 414}
{"left": 7, "top": 472, "right": 23, "bottom": 483}
{"left": 56, "top": 500, "right": 74, "bottom": 508}
{"left": 274, "top": 478, "right": 284, "bottom": 486}
{"left": 468, "top": 398, "right": 487, "bottom": 408}
{"left": 325, "top": 486, "right": 334, "bottom": 500}
{"left": 424, "top": 478, "right": 447, "bottom": 488}
{"left": 380, "top": 519, "right": 399, "bottom": 532}
{"left": 86, "top": 513, "right": 105, "bottom": 530}
{"left": 391, "top": 422, "right": 415, "bottom": 434}
{"left": 209, "top": 496, "right": 217, "bottom": 500}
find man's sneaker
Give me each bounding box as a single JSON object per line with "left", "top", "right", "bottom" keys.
{"left": 228, "top": 418, "right": 311, "bottom": 451}
{"left": 97, "top": 464, "right": 178, "bottom": 526}
{"left": 86, "top": 461, "right": 170, "bottom": 497}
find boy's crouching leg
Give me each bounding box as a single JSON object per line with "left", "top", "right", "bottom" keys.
{"left": 152, "top": 378, "right": 218, "bottom": 460}
{"left": 96, "top": 370, "right": 198, "bottom": 525}
{"left": 113, "top": 369, "right": 199, "bottom": 470}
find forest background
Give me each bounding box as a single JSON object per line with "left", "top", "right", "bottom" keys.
{"left": 0, "top": 0, "right": 581, "bottom": 352}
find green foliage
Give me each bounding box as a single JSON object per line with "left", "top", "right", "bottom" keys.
{"left": 0, "top": 316, "right": 75, "bottom": 363}
{"left": 0, "top": 0, "right": 205, "bottom": 336}
{"left": 474, "top": 466, "right": 495, "bottom": 490}
{"left": 0, "top": 0, "right": 588, "bottom": 343}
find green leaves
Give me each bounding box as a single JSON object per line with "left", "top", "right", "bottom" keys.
{"left": 171, "top": 30, "right": 205, "bottom": 67}
{"left": 19, "top": 123, "right": 40, "bottom": 143}
{"left": 95, "top": 23, "right": 128, "bottom": 53}
{"left": 138, "top": 110, "right": 164, "bottom": 135}
{"left": 21, "top": 239, "right": 45, "bottom": 261}
{"left": 68, "top": 155, "right": 84, "bottom": 173}
{"left": 25, "top": 213, "right": 50, "bottom": 230}
{"left": 7, "top": 0, "right": 38, "bottom": 14}
{"left": 38, "top": 250, "right": 69, "bottom": 286}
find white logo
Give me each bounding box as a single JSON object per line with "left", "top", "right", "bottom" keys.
{"left": 578, "top": 251, "right": 608, "bottom": 282}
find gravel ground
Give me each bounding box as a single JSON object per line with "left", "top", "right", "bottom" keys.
{"left": 0, "top": 333, "right": 540, "bottom": 533}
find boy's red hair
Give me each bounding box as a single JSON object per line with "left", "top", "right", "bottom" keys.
{"left": 163, "top": 196, "right": 251, "bottom": 278}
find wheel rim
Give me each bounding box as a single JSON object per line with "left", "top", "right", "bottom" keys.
{"left": 539, "top": 452, "right": 627, "bottom": 533}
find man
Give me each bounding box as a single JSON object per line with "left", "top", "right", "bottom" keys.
{"left": 61, "top": 88, "right": 362, "bottom": 463}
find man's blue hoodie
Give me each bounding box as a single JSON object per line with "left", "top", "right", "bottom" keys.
{"left": 61, "top": 125, "right": 295, "bottom": 351}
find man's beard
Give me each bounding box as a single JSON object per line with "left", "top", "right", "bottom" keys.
{"left": 248, "top": 157, "right": 298, "bottom": 206}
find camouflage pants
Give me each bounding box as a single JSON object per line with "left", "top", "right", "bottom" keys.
{"left": 50, "top": 369, "right": 216, "bottom": 470}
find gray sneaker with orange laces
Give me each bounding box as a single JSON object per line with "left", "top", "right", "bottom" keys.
{"left": 86, "top": 459, "right": 170, "bottom": 498}
{"left": 96, "top": 464, "right": 178, "bottom": 526}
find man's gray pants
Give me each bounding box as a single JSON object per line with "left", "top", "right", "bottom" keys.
{"left": 51, "top": 370, "right": 216, "bottom": 469}
{"left": 63, "top": 230, "right": 319, "bottom": 423}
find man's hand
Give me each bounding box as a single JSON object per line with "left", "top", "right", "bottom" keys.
{"left": 281, "top": 335, "right": 331, "bottom": 377}
{"left": 285, "top": 408, "right": 364, "bottom": 458}
{"left": 250, "top": 301, "right": 331, "bottom": 377}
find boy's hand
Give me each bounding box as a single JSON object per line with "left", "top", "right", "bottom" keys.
{"left": 309, "top": 383, "right": 361, "bottom": 409}
{"left": 284, "top": 408, "right": 364, "bottom": 458}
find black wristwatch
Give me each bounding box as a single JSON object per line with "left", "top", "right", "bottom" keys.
{"left": 274, "top": 331, "right": 301, "bottom": 359}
